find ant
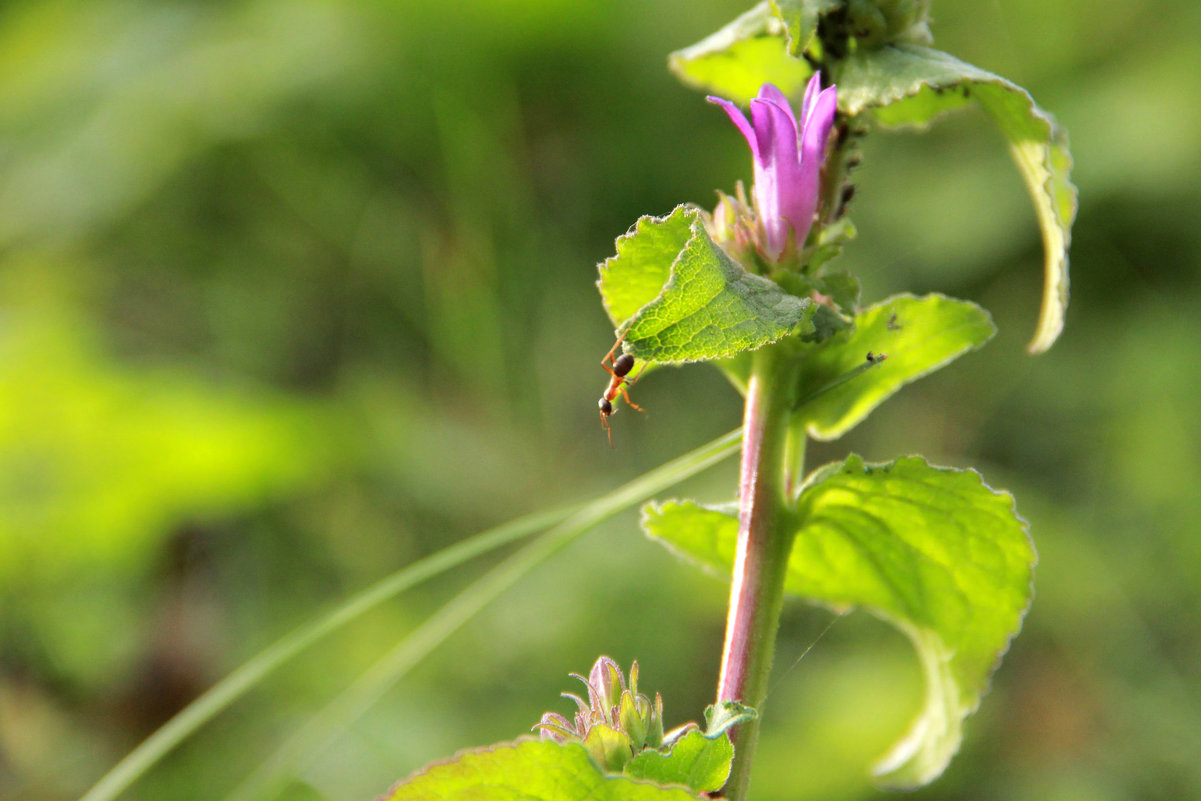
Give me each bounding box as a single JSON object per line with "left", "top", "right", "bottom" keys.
{"left": 598, "top": 332, "right": 646, "bottom": 448}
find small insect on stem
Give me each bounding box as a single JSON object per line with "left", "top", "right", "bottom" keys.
{"left": 598, "top": 331, "right": 647, "bottom": 448}
{"left": 866, "top": 351, "right": 888, "bottom": 364}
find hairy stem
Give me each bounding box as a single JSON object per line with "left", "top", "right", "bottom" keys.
{"left": 717, "top": 345, "right": 800, "bottom": 801}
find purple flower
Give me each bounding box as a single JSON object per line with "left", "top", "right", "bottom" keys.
{"left": 708, "top": 74, "right": 837, "bottom": 261}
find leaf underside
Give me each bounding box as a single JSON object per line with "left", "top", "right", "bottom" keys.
{"left": 642, "top": 455, "right": 1035, "bottom": 789}
{"left": 668, "top": 2, "right": 813, "bottom": 104}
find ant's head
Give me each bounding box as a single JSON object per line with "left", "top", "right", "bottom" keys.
{"left": 599, "top": 397, "right": 613, "bottom": 415}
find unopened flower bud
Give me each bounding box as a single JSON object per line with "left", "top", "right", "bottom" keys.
{"left": 534, "top": 657, "right": 667, "bottom": 772}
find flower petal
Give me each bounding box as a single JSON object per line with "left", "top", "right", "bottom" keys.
{"left": 708, "top": 77, "right": 838, "bottom": 262}
{"left": 707, "top": 95, "right": 759, "bottom": 162}
{"left": 757, "top": 82, "right": 798, "bottom": 132}
{"left": 789, "top": 84, "right": 838, "bottom": 245}
{"left": 750, "top": 95, "right": 802, "bottom": 258}
{"left": 800, "top": 72, "right": 823, "bottom": 124}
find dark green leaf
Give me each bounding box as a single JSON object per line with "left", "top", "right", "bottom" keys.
{"left": 796, "top": 293, "right": 995, "bottom": 439}
{"left": 834, "top": 44, "right": 1076, "bottom": 353}
{"left": 382, "top": 740, "right": 706, "bottom": 801}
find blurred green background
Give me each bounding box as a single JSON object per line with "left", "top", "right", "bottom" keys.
{"left": 2, "top": 0, "right": 1199, "bottom": 799}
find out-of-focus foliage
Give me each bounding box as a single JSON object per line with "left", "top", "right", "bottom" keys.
{"left": 0, "top": 0, "right": 1198, "bottom": 800}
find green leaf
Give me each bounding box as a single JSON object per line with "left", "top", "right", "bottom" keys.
{"left": 796, "top": 293, "right": 995, "bottom": 440}
{"left": 668, "top": 2, "right": 812, "bottom": 104}
{"left": 771, "top": 0, "right": 841, "bottom": 56}
{"left": 598, "top": 206, "right": 695, "bottom": 328}
{"left": 641, "top": 500, "right": 738, "bottom": 583}
{"left": 625, "top": 729, "right": 733, "bottom": 795}
{"left": 643, "top": 456, "right": 1035, "bottom": 789}
{"left": 598, "top": 206, "right": 816, "bottom": 364}
{"left": 80, "top": 428, "right": 746, "bottom": 801}
{"left": 834, "top": 44, "right": 1076, "bottom": 354}
{"left": 382, "top": 740, "right": 706, "bottom": 801}
{"left": 793, "top": 456, "right": 1034, "bottom": 786}
{"left": 704, "top": 700, "right": 758, "bottom": 738}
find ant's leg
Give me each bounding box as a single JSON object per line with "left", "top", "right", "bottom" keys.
{"left": 625, "top": 361, "right": 649, "bottom": 387}
{"left": 618, "top": 385, "right": 645, "bottom": 413}
{"left": 599, "top": 329, "right": 632, "bottom": 375}
{"left": 600, "top": 342, "right": 621, "bottom": 378}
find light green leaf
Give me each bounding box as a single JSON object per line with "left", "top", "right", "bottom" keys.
{"left": 598, "top": 206, "right": 815, "bottom": 364}
{"left": 796, "top": 294, "right": 995, "bottom": 440}
{"left": 641, "top": 499, "right": 739, "bottom": 581}
{"left": 668, "top": 2, "right": 812, "bottom": 104}
{"left": 704, "top": 700, "right": 757, "bottom": 737}
{"left": 382, "top": 740, "right": 706, "bottom": 801}
{"left": 642, "top": 456, "right": 1035, "bottom": 789}
{"left": 625, "top": 729, "right": 733, "bottom": 795}
{"left": 834, "top": 44, "right": 1076, "bottom": 354}
{"left": 598, "top": 206, "right": 695, "bottom": 328}
{"left": 794, "top": 456, "right": 1034, "bottom": 786}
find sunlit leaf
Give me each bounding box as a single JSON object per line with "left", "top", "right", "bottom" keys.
{"left": 796, "top": 294, "right": 995, "bottom": 440}
{"left": 643, "top": 455, "right": 1034, "bottom": 789}
{"left": 598, "top": 206, "right": 816, "bottom": 363}
{"left": 625, "top": 729, "right": 733, "bottom": 794}
{"left": 381, "top": 740, "right": 705, "bottom": 801}
{"left": 668, "top": 2, "right": 811, "bottom": 104}
{"left": 834, "top": 44, "right": 1076, "bottom": 353}
{"left": 597, "top": 206, "right": 695, "bottom": 328}
{"left": 641, "top": 499, "right": 739, "bottom": 581}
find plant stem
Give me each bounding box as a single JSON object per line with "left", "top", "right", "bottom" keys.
{"left": 717, "top": 345, "right": 800, "bottom": 801}
{"left": 782, "top": 415, "right": 808, "bottom": 501}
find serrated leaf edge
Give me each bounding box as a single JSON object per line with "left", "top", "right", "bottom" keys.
{"left": 799, "top": 454, "right": 1036, "bottom": 787}
{"left": 597, "top": 205, "right": 695, "bottom": 328}
{"left": 621, "top": 214, "right": 815, "bottom": 364}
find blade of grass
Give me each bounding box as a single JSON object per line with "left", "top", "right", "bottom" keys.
{"left": 81, "top": 428, "right": 741, "bottom": 801}
{"left": 79, "top": 505, "right": 580, "bottom": 801}
{"left": 226, "top": 428, "right": 743, "bottom": 801}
